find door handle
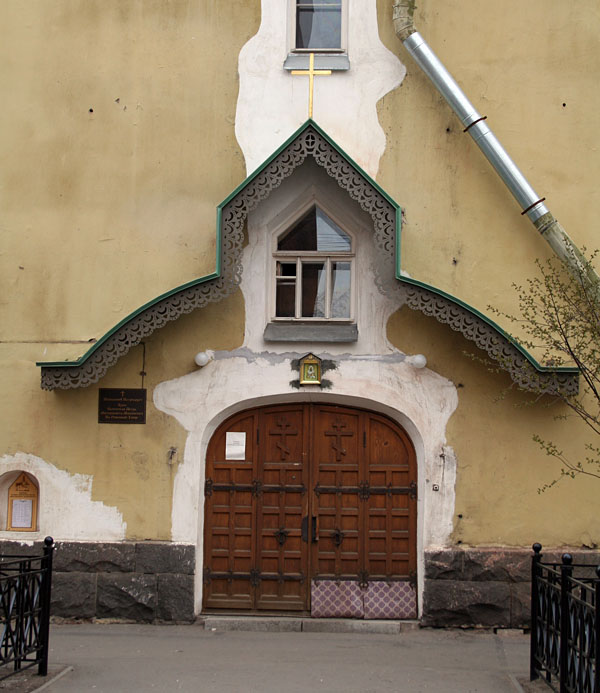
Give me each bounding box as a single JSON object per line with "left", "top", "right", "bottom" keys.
{"left": 301, "top": 516, "right": 308, "bottom": 543}
{"left": 311, "top": 516, "right": 318, "bottom": 543}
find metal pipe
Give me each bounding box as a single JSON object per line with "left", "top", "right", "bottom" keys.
{"left": 403, "top": 32, "right": 547, "bottom": 223}
{"left": 391, "top": 1, "right": 600, "bottom": 292}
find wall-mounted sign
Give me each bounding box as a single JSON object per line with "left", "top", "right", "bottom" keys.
{"left": 98, "top": 388, "right": 147, "bottom": 424}
{"left": 226, "top": 432, "right": 246, "bottom": 460}
{"left": 299, "top": 353, "right": 322, "bottom": 385}
{"left": 7, "top": 472, "right": 38, "bottom": 532}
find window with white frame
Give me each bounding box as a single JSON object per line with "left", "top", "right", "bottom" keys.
{"left": 273, "top": 205, "right": 354, "bottom": 321}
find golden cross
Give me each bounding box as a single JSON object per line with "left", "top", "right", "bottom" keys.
{"left": 291, "top": 53, "right": 332, "bottom": 119}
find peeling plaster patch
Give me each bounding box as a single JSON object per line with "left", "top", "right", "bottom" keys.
{"left": 0, "top": 453, "right": 126, "bottom": 542}
{"left": 236, "top": 0, "right": 406, "bottom": 177}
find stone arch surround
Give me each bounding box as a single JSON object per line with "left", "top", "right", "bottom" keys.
{"left": 154, "top": 353, "right": 460, "bottom": 616}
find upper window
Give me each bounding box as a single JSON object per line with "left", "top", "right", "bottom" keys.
{"left": 284, "top": 0, "right": 349, "bottom": 71}
{"left": 273, "top": 206, "right": 354, "bottom": 320}
{"left": 295, "top": 1, "right": 343, "bottom": 51}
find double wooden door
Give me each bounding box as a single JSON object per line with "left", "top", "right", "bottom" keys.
{"left": 202, "top": 403, "right": 417, "bottom": 612}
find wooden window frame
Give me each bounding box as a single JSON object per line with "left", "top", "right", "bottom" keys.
{"left": 270, "top": 194, "right": 356, "bottom": 324}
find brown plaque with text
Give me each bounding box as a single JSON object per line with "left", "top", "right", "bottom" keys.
{"left": 98, "top": 388, "right": 146, "bottom": 424}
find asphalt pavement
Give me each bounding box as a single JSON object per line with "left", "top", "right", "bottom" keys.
{"left": 2, "top": 622, "right": 542, "bottom": 693}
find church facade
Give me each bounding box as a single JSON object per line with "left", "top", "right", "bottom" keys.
{"left": 1, "top": 0, "right": 598, "bottom": 625}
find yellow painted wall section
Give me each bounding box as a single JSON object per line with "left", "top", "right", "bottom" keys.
{"left": 0, "top": 292, "right": 245, "bottom": 540}
{"left": 388, "top": 307, "right": 599, "bottom": 549}
{"left": 376, "top": 0, "right": 600, "bottom": 347}
{"left": 1, "top": 0, "right": 260, "bottom": 345}
{"left": 0, "top": 0, "right": 256, "bottom": 539}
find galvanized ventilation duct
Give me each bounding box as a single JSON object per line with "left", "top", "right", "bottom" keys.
{"left": 392, "top": 1, "right": 599, "bottom": 289}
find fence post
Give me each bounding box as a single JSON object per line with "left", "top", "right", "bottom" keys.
{"left": 37, "top": 537, "right": 54, "bottom": 677}
{"left": 559, "top": 553, "right": 573, "bottom": 693}
{"left": 595, "top": 566, "right": 600, "bottom": 693}
{"left": 530, "top": 543, "right": 542, "bottom": 682}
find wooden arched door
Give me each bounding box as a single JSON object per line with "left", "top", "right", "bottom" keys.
{"left": 202, "top": 403, "right": 417, "bottom": 616}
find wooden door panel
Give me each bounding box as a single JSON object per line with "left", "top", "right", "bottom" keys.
{"left": 364, "top": 413, "right": 417, "bottom": 581}
{"left": 203, "top": 412, "right": 257, "bottom": 610}
{"left": 204, "top": 403, "right": 417, "bottom": 613}
{"left": 255, "top": 407, "right": 309, "bottom": 611}
{"left": 311, "top": 407, "right": 363, "bottom": 580}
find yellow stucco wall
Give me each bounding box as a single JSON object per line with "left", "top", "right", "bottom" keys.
{"left": 376, "top": 0, "right": 599, "bottom": 547}
{"left": 1, "top": 0, "right": 598, "bottom": 546}
{"left": 388, "top": 307, "right": 599, "bottom": 548}
{"left": 0, "top": 0, "right": 255, "bottom": 539}
{"left": 376, "top": 0, "right": 600, "bottom": 345}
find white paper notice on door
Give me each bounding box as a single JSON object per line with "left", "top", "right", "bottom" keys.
{"left": 225, "top": 431, "right": 246, "bottom": 460}
{"left": 11, "top": 499, "right": 33, "bottom": 529}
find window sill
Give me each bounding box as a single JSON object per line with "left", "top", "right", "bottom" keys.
{"left": 264, "top": 322, "right": 358, "bottom": 343}
{"left": 283, "top": 53, "right": 350, "bottom": 71}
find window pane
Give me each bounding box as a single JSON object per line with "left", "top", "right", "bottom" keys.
{"left": 278, "top": 207, "right": 351, "bottom": 252}
{"left": 276, "top": 280, "right": 296, "bottom": 317}
{"left": 330, "top": 261, "right": 351, "bottom": 318}
{"left": 296, "top": 3, "right": 342, "bottom": 50}
{"left": 315, "top": 209, "right": 351, "bottom": 251}
{"left": 302, "top": 262, "right": 326, "bottom": 317}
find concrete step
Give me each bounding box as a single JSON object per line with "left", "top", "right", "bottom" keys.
{"left": 199, "top": 615, "right": 420, "bottom": 634}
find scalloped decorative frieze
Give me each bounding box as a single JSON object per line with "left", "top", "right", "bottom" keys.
{"left": 41, "top": 126, "right": 578, "bottom": 397}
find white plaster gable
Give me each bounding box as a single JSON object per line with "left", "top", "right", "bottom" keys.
{"left": 236, "top": 0, "right": 406, "bottom": 177}
{"left": 240, "top": 158, "right": 400, "bottom": 355}
{"left": 0, "top": 452, "right": 126, "bottom": 542}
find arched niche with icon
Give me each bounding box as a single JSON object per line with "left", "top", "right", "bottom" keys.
{"left": 0, "top": 472, "right": 39, "bottom": 532}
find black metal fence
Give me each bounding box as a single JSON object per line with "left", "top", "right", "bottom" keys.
{"left": 531, "top": 543, "right": 600, "bottom": 692}
{"left": 0, "top": 536, "right": 54, "bottom": 680}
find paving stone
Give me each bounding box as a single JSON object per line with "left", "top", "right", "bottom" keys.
{"left": 156, "top": 574, "right": 195, "bottom": 622}
{"left": 51, "top": 572, "right": 96, "bottom": 619}
{"left": 135, "top": 542, "right": 194, "bottom": 575}
{"left": 53, "top": 542, "right": 135, "bottom": 573}
{"left": 97, "top": 574, "right": 157, "bottom": 622}
{"left": 422, "top": 579, "right": 511, "bottom": 628}
{"left": 202, "top": 617, "right": 302, "bottom": 632}
{"left": 302, "top": 619, "right": 401, "bottom": 634}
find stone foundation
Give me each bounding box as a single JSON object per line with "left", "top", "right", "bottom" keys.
{"left": 423, "top": 547, "right": 600, "bottom": 628}
{"left": 2, "top": 541, "right": 597, "bottom": 626}
{"left": 0, "top": 540, "right": 195, "bottom": 623}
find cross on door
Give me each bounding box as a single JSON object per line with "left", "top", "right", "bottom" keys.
{"left": 324, "top": 417, "right": 353, "bottom": 461}
{"left": 269, "top": 416, "right": 298, "bottom": 460}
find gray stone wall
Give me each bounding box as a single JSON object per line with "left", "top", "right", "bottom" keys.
{"left": 422, "top": 547, "right": 600, "bottom": 628}
{"left": 0, "top": 540, "right": 195, "bottom": 623}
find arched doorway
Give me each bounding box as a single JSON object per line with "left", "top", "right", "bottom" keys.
{"left": 202, "top": 402, "right": 417, "bottom": 616}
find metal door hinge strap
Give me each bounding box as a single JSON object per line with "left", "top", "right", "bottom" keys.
{"left": 313, "top": 481, "right": 417, "bottom": 500}
{"left": 203, "top": 567, "right": 305, "bottom": 586}
{"left": 205, "top": 478, "right": 305, "bottom": 497}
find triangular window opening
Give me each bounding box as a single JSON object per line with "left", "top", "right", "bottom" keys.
{"left": 274, "top": 206, "right": 354, "bottom": 320}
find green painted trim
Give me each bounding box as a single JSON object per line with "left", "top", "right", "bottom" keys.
{"left": 36, "top": 271, "right": 219, "bottom": 367}
{"left": 38, "top": 118, "right": 577, "bottom": 380}
{"left": 396, "top": 275, "right": 578, "bottom": 375}
{"left": 216, "top": 119, "right": 401, "bottom": 212}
